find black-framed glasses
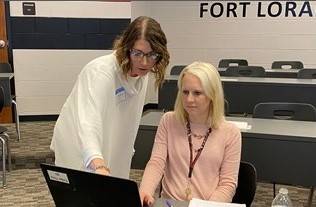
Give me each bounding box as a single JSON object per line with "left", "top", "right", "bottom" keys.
{"left": 130, "top": 48, "right": 160, "bottom": 63}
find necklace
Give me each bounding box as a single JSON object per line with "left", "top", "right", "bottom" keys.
{"left": 184, "top": 121, "right": 212, "bottom": 200}
{"left": 191, "top": 133, "right": 205, "bottom": 140}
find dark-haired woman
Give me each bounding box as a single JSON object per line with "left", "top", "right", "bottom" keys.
{"left": 50, "top": 16, "right": 170, "bottom": 178}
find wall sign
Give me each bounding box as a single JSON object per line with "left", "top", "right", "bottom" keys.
{"left": 22, "top": 2, "right": 36, "bottom": 15}
{"left": 200, "top": 1, "right": 314, "bottom": 18}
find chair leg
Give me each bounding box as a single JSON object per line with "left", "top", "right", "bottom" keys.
{"left": 307, "top": 187, "right": 314, "bottom": 207}
{"left": 273, "top": 183, "right": 276, "bottom": 197}
{"left": 2, "top": 133, "right": 11, "bottom": 171}
{"left": 0, "top": 136, "right": 6, "bottom": 187}
{"left": 12, "top": 100, "right": 21, "bottom": 141}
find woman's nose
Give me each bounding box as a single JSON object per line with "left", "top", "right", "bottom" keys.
{"left": 140, "top": 56, "right": 149, "bottom": 66}
{"left": 186, "top": 93, "right": 194, "bottom": 102}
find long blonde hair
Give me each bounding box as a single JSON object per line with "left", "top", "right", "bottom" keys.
{"left": 174, "top": 61, "right": 225, "bottom": 129}
{"left": 113, "top": 16, "right": 170, "bottom": 88}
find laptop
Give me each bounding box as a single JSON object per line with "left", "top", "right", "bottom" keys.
{"left": 40, "top": 163, "right": 142, "bottom": 207}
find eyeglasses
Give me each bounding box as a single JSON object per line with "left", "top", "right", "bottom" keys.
{"left": 130, "top": 49, "right": 160, "bottom": 63}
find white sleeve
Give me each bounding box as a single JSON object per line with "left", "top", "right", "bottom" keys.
{"left": 72, "top": 64, "right": 113, "bottom": 168}
{"left": 84, "top": 155, "right": 104, "bottom": 169}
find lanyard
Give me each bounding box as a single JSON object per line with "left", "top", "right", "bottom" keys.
{"left": 186, "top": 121, "right": 212, "bottom": 178}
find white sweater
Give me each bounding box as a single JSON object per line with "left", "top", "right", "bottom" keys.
{"left": 50, "top": 52, "right": 148, "bottom": 179}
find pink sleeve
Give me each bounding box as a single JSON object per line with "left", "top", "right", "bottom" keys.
{"left": 210, "top": 125, "right": 242, "bottom": 202}
{"left": 139, "top": 113, "right": 169, "bottom": 196}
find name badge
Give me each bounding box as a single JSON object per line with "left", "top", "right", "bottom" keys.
{"left": 115, "top": 86, "right": 126, "bottom": 103}
{"left": 47, "top": 170, "right": 69, "bottom": 184}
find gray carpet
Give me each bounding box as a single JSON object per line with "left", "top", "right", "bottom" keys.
{"left": 0, "top": 121, "right": 315, "bottom": 206}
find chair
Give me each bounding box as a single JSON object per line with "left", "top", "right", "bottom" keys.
{"left": 0, "top": 136, "right": 6, "bottom": 187}
{"left": 224, "top": 99, "right": 229, "bottom": 116}
{"left": 253, "top": 102, "right": 316, "bottom": 121}
{"left": 0, "top": 86, "right": 11, "bottom": 187}
{"left": 297, "top": 68, "right": 316, "bottom": 79}
{"left": 232, "top": 161, "right": 257, "bottom": 207}
{"left": 271, "top": 61, "right": 304, "bottom": 69}
{"left": 225, "top": 66, "right": 265, "bottom": 77}
{"left": 170, "top": 65, "right": 186, "bottom": 75}
{"left": 158, "top": 161, "right": 257, "bottom": 206}
{"left": 253, "top": 102, "right": 316, "bottom": 205}
{"left": 218, "top": 59, "right": 248, "bottom": 68}
{"left": 0, "top": 63, "right": 21, "bottom": 141}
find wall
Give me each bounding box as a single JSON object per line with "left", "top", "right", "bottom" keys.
{"left": 10, "top": 1, "right": 316, "bottom": 115}
{"left": 132, "top": 1, "right": 316, "bottom": 103}
{"left": 10, "top": 1, "right": 131, "bottom": 115}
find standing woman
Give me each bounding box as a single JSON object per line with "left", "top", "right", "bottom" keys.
{"left": 140, "top": 62, "right": 241, "bottom": 204}
{"left": 50, "top": 16, "right": 169, "bottom": 178}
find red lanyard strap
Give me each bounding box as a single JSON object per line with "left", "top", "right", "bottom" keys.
{"left": 186, "top": 121, "right": 212, "bottom": 178}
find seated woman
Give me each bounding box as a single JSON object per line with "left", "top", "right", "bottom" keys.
{"left": 139, "top": 61, "right": 241, "bottom": 205}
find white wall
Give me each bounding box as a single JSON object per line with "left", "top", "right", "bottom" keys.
{"left": 13, "top": 50, "right": 111, "bottom": 115}
{"left": 11, "top": 1, "right": 131, "bottom": 115}
{"left": 10, "top": 1, "right": 131, "bottom": 18}
{"left": 132, "top": 1, "right": 316, "bottom": 103}
{"left": 11, "top": 1, "right": 316, "bottom": 115}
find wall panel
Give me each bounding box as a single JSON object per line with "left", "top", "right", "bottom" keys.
{"left": 132, "top": 1, "right": 316, "bottom": 103}
{"left": 10, "top": 1, "right": 131, "bottom": 115}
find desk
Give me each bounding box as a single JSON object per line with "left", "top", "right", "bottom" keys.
{"left": 218, "top": 67, "right": 300, "bottom": 78}
{"left": 158, "top": 75, "right": 316, "bottom": 114}
{"left": 132, "top": 111, "right": 316, "bottom": 188}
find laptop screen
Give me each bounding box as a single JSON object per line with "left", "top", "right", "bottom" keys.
{"left": 40, "top": 163, "right": 142, "bottom": 207}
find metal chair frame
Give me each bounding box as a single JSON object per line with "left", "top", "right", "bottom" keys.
{"left": 0, "top": 136, "right": 6, "bottom": 187}
{"left": 0, "top": 86, "right": 11, "bottom": 188}
{"left": 0, "top": 62, "right": 21, "bottom": 141}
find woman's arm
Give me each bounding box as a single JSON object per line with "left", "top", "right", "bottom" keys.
{"left": 139, "top": 113, "right": 170, "bottom": 201}
{"left": 73, "top": 63, "right": 113, "bottom": 172}
{"left": 209, "top": 125, "right": 242, "bottom": 202}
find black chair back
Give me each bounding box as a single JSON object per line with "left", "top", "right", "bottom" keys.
{"left": 170, "top": 65, "right": 186, "bottom": 75}
{"left": 253, "top": 102, "right": 316, "bottom": 121}
{"left": 224, "top": 99, "right": 229, "bottom": 116}
{"left": 297, "top": 68, "right": 316, "bottom": 79}
{"left": 226, "top": 66, "right": 265, "bottom": 77}
{"left": 232, "top": 161, "right": 257, "bottom": 207}
{"left": 271, "top": 61, "right": 303, "bottom": 69}
{"left": 218, "top": 59, "right": 248, "bottom": 68}
{"left": 0, "top": 63, "right": 13, "bottom": 73}
{"left": 0, "top": 86, "right": 5, "bottom": 113}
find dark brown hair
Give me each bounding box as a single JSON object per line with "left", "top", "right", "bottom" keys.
{"left": 113, "top": 16, "right": 170, "bottom": 88}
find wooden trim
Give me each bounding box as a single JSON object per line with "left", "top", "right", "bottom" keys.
{"left": 0, "top": 106, "right": 13, "bottom": 123}
{"left": 0, "top": 1, "right": 8, "bottom": 62}
{"left": 0, "top": 2, "right": 12, "bottom": 123}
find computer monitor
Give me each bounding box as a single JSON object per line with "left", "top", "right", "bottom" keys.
{"left": 40, "top": 163, "right": 142, "bottom": 207}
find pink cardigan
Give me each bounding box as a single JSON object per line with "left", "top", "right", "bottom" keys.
{"left": 140, "top": 112, "right": 241, "bottom": 202}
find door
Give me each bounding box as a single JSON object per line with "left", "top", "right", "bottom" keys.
{"left": 0, "top": 1, "right": 13, "bottom": 123}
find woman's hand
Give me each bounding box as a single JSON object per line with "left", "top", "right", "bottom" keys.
{"left": 139, "top": 191, "right": 155, "bottom": 206}
{"left": 94, "top": 166, "right": 110, "bottom": 176}
{"left": 88, "top": 158, "right": 110, "bottom": 176}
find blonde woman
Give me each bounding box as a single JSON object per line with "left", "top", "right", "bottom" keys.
{"left": 140, "top": 62, "right": 241, "bottom": 205}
